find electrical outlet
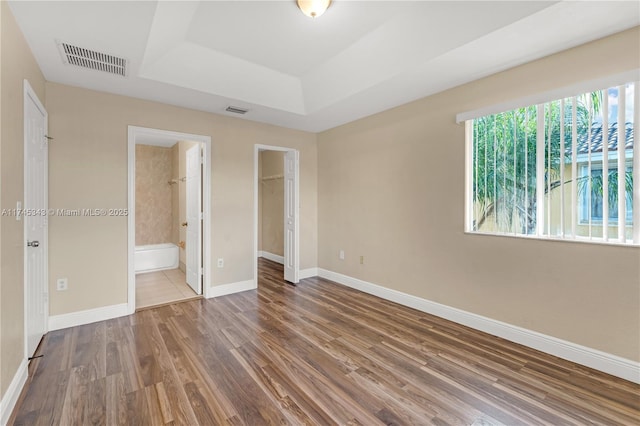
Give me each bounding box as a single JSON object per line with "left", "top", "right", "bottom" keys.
{"left": 339, "top": 250, "right": 345, "bottom": 260}
{"left": 56, "top": 278, "right": 68, "bottom": 291}
{"left": 360, "top": 256, "right": 364, "bottom": 265}
{"left": 217, "top": 258, "right": 224, "bottom": 268}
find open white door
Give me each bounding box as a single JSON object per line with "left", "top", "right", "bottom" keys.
{"left": 24, "top": 81, "right": 48, "bottom": 357}
{"left": 185, "top": 145, "right": 202, "bottom": 294}
{"left": 284, "top": 150, "right": 299, "bottom": 283}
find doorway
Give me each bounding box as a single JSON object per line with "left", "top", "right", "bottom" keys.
{"left": 24, "top": 80, "right": 49, "bottom": 358}
{"left": 254, "top": 145, "right": 299, "bottom": 286}
{"left": 127, "top": 127, "right": 211, "bottom": 313}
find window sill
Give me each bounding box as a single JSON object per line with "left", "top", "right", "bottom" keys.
{"left": 464, "top": 230, "right": 640, "bottom": 248}
{"left": 577, "top": 221, "right": 633, "bottom": 227}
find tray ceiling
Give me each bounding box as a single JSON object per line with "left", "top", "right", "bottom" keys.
{"left": 8, "top": 1, "right": 640, "bottom": 132}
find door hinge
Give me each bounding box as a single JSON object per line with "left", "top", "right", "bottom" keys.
{"left": 200, "top": 267, "right": 204, "bottom": 276}
{"left": 199, "top": 212, "right": 203, "bottom": 220}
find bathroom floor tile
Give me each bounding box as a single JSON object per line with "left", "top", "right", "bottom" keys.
{"left": 136, "top": 268, "right": 198, "bottom": 309}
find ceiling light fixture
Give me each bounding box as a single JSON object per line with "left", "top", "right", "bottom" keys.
{"left": 296, "top": 0, "right": 331, "bottom": 18}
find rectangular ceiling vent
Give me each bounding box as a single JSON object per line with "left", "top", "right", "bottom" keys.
{"left": 225, "top": 106, "right": 248, "bottom": 115}
{"left": 58, "top": 42, "right": 127, "bottom": 77}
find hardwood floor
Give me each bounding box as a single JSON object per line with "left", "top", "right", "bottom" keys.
{"left": 10, "top": 258, "right": 640, "bottom": 425}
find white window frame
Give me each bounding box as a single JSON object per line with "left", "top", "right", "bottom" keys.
{"left": 460, "top": 71, "right": 640, "bottom": 247}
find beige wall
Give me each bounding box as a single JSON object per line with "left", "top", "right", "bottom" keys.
{"left": 135, "top": 144, "right": 173, "bottom": 246}
{"left": 318, "top": 27, "right": 640, "bottom": 361}
{"left": 46, "top": 82, "right": 318, "bottom": 316}
{"left": 259, "top": 151, "right": 285, "bottom": 256}
{"left": 0, "top": 1, "right": 46, "bottom": 398}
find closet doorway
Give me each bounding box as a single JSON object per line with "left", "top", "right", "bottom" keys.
{"left": 254, "top": 145, "right": 299, "bottom": 286}
{"left": 127, "top": 126, "right": 212, "bottom": 312}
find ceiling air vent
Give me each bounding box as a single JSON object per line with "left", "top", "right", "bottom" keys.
{"left": 225, "top": 106, "right": 248, "bottom": 115}
{"left": 58, "top": 42, "right": 127, "bottom": 77}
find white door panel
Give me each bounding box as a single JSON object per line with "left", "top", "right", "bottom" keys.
{"left": 283, "top": 150, "right": 299, "bottom": 283}
{"left": 25, "top": 82, "right": 48, "bottom": 357}
{"left": 186, "top": 145, "right": 202, "bottom": 294}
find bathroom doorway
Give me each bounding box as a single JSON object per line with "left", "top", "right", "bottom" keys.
{"left": 127, "top": 127, "right": 212, "bottom": 312}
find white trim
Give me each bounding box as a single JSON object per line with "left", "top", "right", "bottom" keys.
{"left": 464, "top": 228, "right": 638, "bottom": 248}
{"left": 464, "top": 120, "right": 473, "bottom": 232}
{"left": 203, "top": 141, "right": 212, "bottom": 300}
{"left": 260, "top": 251, "right": 284, "bottom": 265}
{"left": 633, "top": 81, "right": 640, "bottom": 244}
{"left": 299, "top": 267, "right": 318, "bottom": 280}
{"left": 48, "top": 303, "right": 128, "bottom": 331}
{"left": 0, "top": 359, "right": 28, "bottom": 426}
{"left": 207, "top": 280, "right": 256, "bottom": 298}
{"left": 617, "top": 85, "right": 626, "bottom": 243}
{"left": 127, "top": 128, "right": 135, "bottom": 313}
{"left": 536, "top": 104, "right": 545, "bottom": 237}
{"left": 127, "top": 126, "right": 213, "bottom": 313}
{"left": 317, "top": 268, "right": 640, "bottom": 384}
{"left": 257, "top": 251, "right": 317, "bottom": 279}
{"left": 571, "top": 97, "right": 578, "bottom": 237}
{"left": 456, "top": 69, "right": 640, "bottom": 123}
{"left": 253, "top": 144, "right": 300, "bottom": 288}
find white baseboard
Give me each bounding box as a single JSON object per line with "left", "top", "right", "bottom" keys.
{"left": 299, "top": 267, "right": 318, "bottom": 280}
{"left": 318, "top": 268, "right": 640, "bottom": 384}
{"left": 0, "top": 359, "right": 28, "bottom": 426}
{"left": 259, "top": 252, "right": 316, "bottom": 280}
{"left": 260, "top": 251, "right": 284, "bottom": 265}
{"left": 207, "top": 279, "right": 256, "bottom": 298}
{"left": 49, "top": 303, "right": 129, "bottom": 331}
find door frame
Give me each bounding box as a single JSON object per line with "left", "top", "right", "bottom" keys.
{"left": 253, "top": 144, "right": 299, "bottom": 286}
{"left": 127, "top": 126, "right": 212, "bottom": 314}
{"left": 23, "top": 79, "right": 49, "bottom": 358}
{"left": 184, "top": 144, "right": 203, "bottom": 295}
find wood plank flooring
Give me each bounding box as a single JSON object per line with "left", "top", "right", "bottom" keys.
{"left": 10, "top": 258, "right": 640, "bottom": 425}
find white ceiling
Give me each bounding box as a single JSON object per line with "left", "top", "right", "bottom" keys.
{"left": 8, "top": 1, "right": 640, "bottom": 132}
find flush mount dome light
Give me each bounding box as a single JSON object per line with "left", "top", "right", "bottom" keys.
{"left": 297, "top": 0, "right": 331, "bottom": 18}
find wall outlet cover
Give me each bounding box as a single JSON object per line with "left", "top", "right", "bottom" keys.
{"left": 56, "top": 278, "right": 68, "bottom": 291}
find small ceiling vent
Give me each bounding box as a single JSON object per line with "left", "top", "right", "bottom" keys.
{"left": 58, "top": 42, "right": 127, "bottom": 77}
{"left": 225, "top": 106, "right": 248, "bottom": 115}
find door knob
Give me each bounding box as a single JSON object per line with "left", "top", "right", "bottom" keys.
{"left": 27, "top": 240, "right": 40, "bottom": 248}
{"left": 182, "top": 222, "right": 188, "bottom": 227}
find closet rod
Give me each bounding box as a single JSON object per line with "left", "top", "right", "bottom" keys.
{"left": 261, "top": 174, "right": 284, "bottom": 181}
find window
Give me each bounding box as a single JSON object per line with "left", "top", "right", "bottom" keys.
{"left": 466, "top": 81, "right": 638, "bottom": 245}
{"left": 579, "top": 163, "right": 632, "bottom": 224}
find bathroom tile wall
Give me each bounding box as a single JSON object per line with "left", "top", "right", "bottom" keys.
{"left": 135, "top": 144, "right": 173, "bottom": 245}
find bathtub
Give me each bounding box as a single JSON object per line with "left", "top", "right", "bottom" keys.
{"left": 135, "top": 243, "right": 179, "bottom": 274}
